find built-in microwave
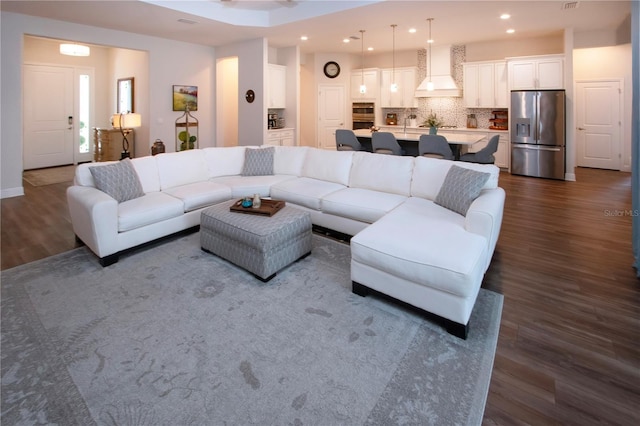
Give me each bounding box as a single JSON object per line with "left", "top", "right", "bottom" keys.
{"left": 352, "top": 102, "right": 374, "bottom": 130}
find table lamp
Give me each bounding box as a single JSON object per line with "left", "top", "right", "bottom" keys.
{"left": 112, "top": 112, "right": 141, "bottom": 159}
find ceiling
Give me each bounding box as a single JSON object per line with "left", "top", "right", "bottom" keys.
{"left": 1, "top": 1, "right": 632, "bottom": 54}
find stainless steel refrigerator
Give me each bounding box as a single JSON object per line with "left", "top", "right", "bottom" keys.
{"left": 510, "top": 90, "right": 566, "bottom": 180}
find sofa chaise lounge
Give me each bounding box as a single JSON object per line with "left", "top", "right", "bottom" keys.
{"left": 67, "top": 145, "right": 505, "bottom": 338}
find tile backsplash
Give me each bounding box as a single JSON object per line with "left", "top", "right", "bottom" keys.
{"left": 385, "top": 45, "right": 504, "bottom": 129}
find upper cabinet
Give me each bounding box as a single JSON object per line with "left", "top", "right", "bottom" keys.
{"left": 268, "top": 64, "right": 287, "bottom": 108}
{"left": 507, "top": 54, "right": 564, "bottom": 90}
{"left": 380, "top": 67, "right": 418, "bottom": 108}
{"left": 351, "top": 68, "right": 379, "bottom": 100}
{"left": 463, "top": 60, "right": 507, "bottom": 109}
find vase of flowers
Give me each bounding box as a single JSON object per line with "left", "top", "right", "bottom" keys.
{"left": 424, "top": 112, "right": 443, "bottom": 134}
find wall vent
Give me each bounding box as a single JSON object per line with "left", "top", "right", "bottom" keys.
{"left": 562, "top": 2, "right": 579, "bottom": 10}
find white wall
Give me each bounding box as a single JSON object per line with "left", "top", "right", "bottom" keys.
{"left": 279, "top": 45, "right": 300, "bottom": 145}
{"left": 109, "top": 48, "right": 148, "bottom": 156}
{"left": 216, "top": 38, "right": 266, "bottom": 147}
{"left": 300, "top": 54, "right": 316, "bottom": 147}
{"left": 466, "top": 34, "right": 565, "bottom": 62}
{"left": 1, "top": 11, "right": 215, "bottom": 198}
{"left": 574, "top": 44, "right": 633, "bottom": 172}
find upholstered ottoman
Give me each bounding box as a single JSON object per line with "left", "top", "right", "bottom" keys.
{"left": 200, "top": 200, "right": 312, "bottom": 281}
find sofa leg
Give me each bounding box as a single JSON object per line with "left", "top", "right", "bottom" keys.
{"left": 446, "top": 320, "right": 469, "bottom": 340}
{"left": 352, "top": 281, "right": 370, "bottom": 297}
{"left": 99, "top": 253, "right": 119, "bottom": 267}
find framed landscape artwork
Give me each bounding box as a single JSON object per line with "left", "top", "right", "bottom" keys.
{"left": 172, "top": 85, "right": 198, "bottom": 111}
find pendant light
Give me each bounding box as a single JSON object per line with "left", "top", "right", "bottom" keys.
{"left": 426, "top": 18, "right": 435, "bottom": 92}
{"left": 359, "top": 30, "right": 367, "bottom": 94}
{"left": 390, "top": 24, "right": 398, "bottom": 93}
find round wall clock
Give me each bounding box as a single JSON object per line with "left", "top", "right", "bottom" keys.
{"left": 245, "top": 89, "right": 255, "bottom": 103}
{"left": 323, "top": 61, "right": 340, "bottom": 78}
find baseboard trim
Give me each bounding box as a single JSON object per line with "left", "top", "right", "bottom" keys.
{"left": 1, "top": 186, "right": 25, "bottom": 199}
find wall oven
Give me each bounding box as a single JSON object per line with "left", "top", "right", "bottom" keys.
{"left": 352, "top": 102, "right": 375, "bottom": 130}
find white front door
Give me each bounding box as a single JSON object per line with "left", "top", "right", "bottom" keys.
{"left": 23, "top": 65, "right": 75, "bottom": 169}
{"left": 575, "top": 80, "right": 621, "bottom": 170}
{"left": 318, "top": 84, "right": 345, "bottom": 150}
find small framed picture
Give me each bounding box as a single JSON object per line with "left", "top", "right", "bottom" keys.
{"left": 173, "top": 85, "right": 198, "bottom": 111}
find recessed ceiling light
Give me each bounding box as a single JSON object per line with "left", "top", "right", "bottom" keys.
{"left": 427, "top": 39, "right": 434, "bottom": 44}
{"left": 408, "top": 28, "right": 416, "bottom": 34}
{"left": 506, "top": 29, "right": 515, "bottom": 34}
{"left": 367, "top": 47, "right": 374, "bottom": 51}
{"left": 343, "top": 38, "right": 350, "bottom": 43}
{"left": 300, "top": 36, "right": 308, "bottom": 41}
{"left": 500, "top": 14, "right": 511, "bottom": 20}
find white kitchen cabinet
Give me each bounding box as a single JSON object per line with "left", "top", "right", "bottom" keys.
{"left": 463, "top": 61, "right": 508, "bottom": 108}
{"left": 507, "top": 55, "right": 564, "bottom": 90}
{"left": 351, "top": 68, "right": 379, "bottom": 100}
{"left": 267, "top": 64, "right": 286, "bottom": 108}
{"left": 380, "top": 67, "right": 418, "bottom": 108}
{"left": 266, "top": 128, "right": 294, "bottom": 146}
{"left": 494, "top": 61, "right": 509, "bottom": 107}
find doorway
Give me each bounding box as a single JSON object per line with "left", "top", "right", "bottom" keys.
{"left": 575, "top": 80, "right": 622, "bottom": 170}
{"left": 217, "top": 57, "right": 239, "bottom": 147}
{"left": 317, "top": 84, "right": 346, "bottom": 150}
{"left": 23, "top": 64, "right": 94, "bottom": 169}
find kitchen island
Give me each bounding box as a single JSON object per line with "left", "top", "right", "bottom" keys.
{"left": 353, "top": 128, "right": 485, "bottom": 159}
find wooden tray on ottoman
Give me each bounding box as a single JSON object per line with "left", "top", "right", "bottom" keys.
{"left": 230, "top": 199, "right": 285, "bottom": 217}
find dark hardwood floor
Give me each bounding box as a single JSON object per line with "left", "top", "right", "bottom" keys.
{"left": 1, "top": 167, "right": 638, "bottom": 424}
{"left": 1, "top": 178, "right": 83, "bottom": 270}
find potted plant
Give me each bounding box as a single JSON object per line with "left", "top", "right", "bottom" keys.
{"left": 424, "top": 112, "right": 443, "bottom": 134}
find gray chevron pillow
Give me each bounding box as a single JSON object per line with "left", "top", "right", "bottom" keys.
{"left": 89, "top": 158, "right": 145, "bottom": 203}
{"left": 241, "top": 146, "right": 275, "bottom": 176}
{"left": 435, "top": 165, "right": 490, "bottom": 216}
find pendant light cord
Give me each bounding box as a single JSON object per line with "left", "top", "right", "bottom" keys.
{"left": 360, "top": 30, "right": 365, "bottom": 86}
{"left": 427, "top": 18, "right": 434, "bottom": 86}
{"left": 392, "top": 24, "right": 396, "bottom": 84}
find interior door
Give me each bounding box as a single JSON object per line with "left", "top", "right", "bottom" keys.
{"left": 23, "top": 65, "right": 74, "bottom": 169}
{"left": 318, "top": 84, "right": 345, "bottom": 150}
{"left": 576, "top": 80, "right": 621, "bottom": 170}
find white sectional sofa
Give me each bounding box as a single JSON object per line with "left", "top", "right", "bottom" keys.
{"left": 67, "top": 145, "right": 505, "bottom": 338}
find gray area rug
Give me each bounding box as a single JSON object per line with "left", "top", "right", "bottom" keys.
{"left": 1, "top": 232, "right": 502, "bottom": 425}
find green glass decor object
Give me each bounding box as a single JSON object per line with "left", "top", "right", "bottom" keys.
{"left": 175, "top": 106, "right": 199, "bottom": 151}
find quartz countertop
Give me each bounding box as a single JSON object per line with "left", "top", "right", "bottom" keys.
{"left": 354, "top": 129, "right": 486, "bottom": 145}
{"left": 267, "top": 127, "right": 294, "bottom": 131}
{"left": 378, "top": 125, "right": 507, "bottom": 133}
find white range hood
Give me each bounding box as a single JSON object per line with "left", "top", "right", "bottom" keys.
{"left": 415, "top": 45, "right": 462, "bottom": 98}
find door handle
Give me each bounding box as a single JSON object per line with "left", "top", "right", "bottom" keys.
{"left": 577, "top": 127, "right": 585, "bottom": 130}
